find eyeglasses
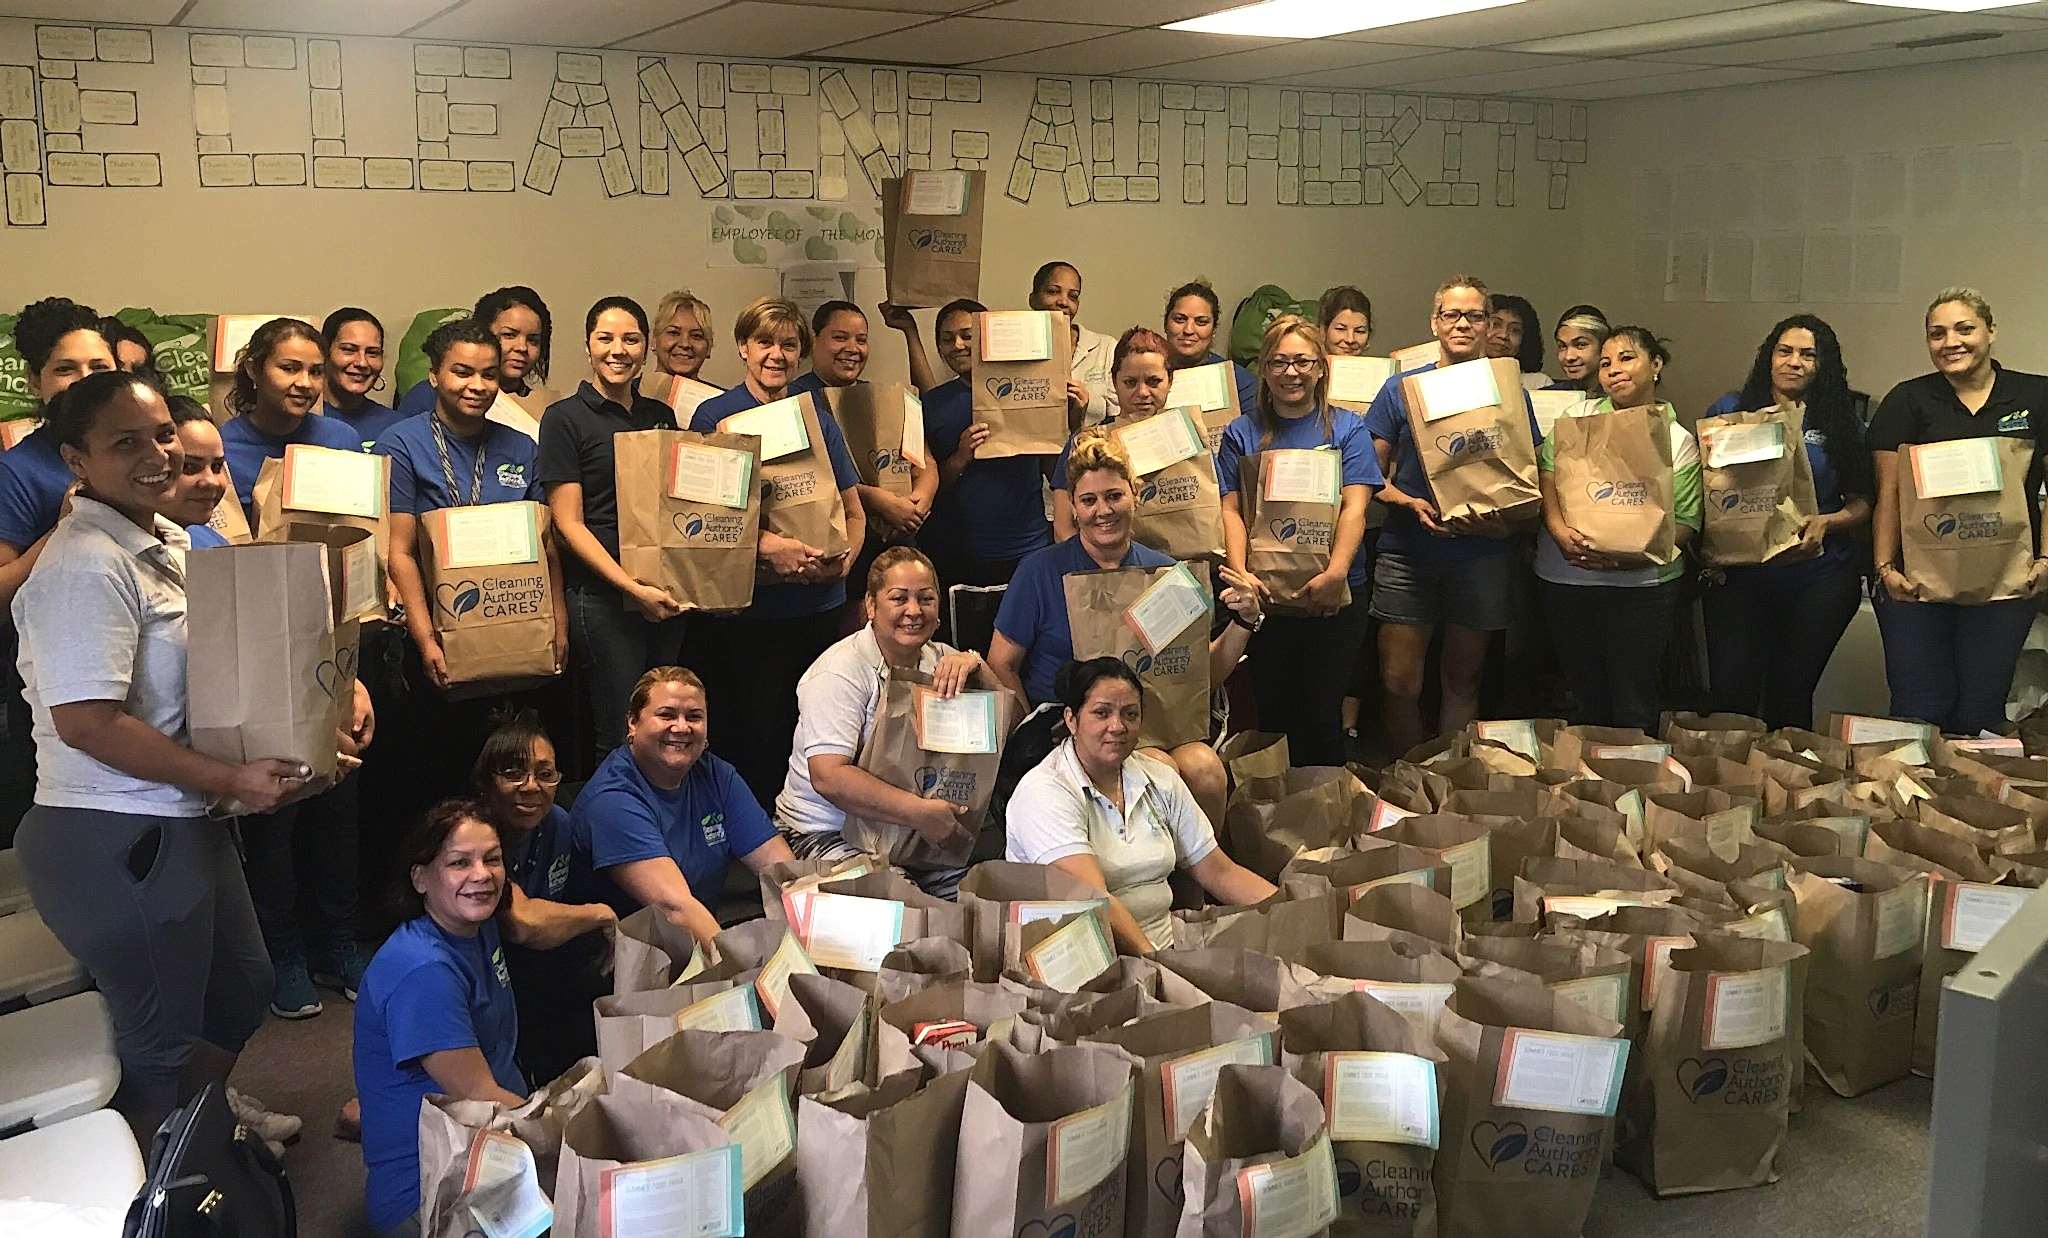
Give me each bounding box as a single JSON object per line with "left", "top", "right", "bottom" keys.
{"left": 492, "top": 766, "right": 562, "bottom": 788}
{"left": 1264, "top": 357, "right": 1322, "bottom": 374}
{"left": 1435, "top": 310, "right": 1489, "bottom": 326}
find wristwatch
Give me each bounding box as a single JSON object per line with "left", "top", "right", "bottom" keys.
{"left": 1234, "top": 608, "right": 1266, "bottom": 633}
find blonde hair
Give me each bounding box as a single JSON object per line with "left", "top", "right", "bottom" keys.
{"left": 654, "top": 290, "right": 713, "bottom": 336}
{"left": 1065, "top": 426, "right": 1135, "bottom": 490}
{"left": 1926, "top": 286, "right": 1994, "bottom": 330}
{"left": 732, "top": 296, "right": 812, "bottom": 356}
{"left": 1254, "top": 315, "right": 1332, "bottom": 447}
{"left": 626, "top": 666, "right": 704, "bottom": 721}
{"left": 1432, "top": 274, "right": 1491, "bottom": 315}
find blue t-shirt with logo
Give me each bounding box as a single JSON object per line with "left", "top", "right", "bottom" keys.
{"left": 325, "top": 399, "right": 406, "bottom": 453}
{"left": 1216, "top": 405, "right": 1385, "bottom": 590}
{"left": 353, "top": 915, "right": 524, "bottom": 1231}
{"left": 567, "top": 745, "right": 777, "bottom": 917}
{"left": 921, "top": 376, "right": 1051, "bottom": 562}
{"left": 0, "top": 425, "right": 74, "bottom": 551}
{"left": 374, "top": 413, "right": 541, "bottom": 515}
{"left": 992, "top": 535, "right": 1175, "bottom": 705}
{"left": 505, "top": 805, "right": 573, "bottom": 902}
{"left": 1362, "top": 362, "right": 1542, "bottom": 564}
{"left": 1704, "top": 391, "right": 1862, "bottom": 576}
{"left": 219, "top": 410, "right": 364, "bottom": 518}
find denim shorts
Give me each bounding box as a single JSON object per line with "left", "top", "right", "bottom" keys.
{"left": 1369, "top": 549, "right": 1515, "bottom": 631}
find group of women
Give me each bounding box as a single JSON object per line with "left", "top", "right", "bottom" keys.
{"left": 3, "top": 262, "right": 2042, "bottom": 1236}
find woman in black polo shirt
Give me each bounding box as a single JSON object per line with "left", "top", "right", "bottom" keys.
{"left": 1869, "top": 287, "right": 2048, "bottom": 735}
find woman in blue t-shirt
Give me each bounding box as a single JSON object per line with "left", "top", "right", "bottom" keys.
{"left": 1700, "top": 315, "right": 1872, "bottom": 730}
{"left": 353, "top": 798, "right": 527, "bottom": 1237}
{"left": 1162, "top": 281, "right": 1261, "bottom": 414}
{"left": 321, "top": 307, "right": 401, "bottom": 450}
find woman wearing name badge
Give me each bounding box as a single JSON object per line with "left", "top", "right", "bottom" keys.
{"left": 1005, "top": 658, "right": 1275, "bottom": 955}
{"left": 1050, "top": 327, "right": 1224, "bottom": 543}
{"left": 399, "top": 287, "right": 560, "bottom": 439}
{"left": 787, "top": 299, "right": 870, "bottom": 397}
{"left": 14, "top": 371, "right": 308, "bottom": 1147}
{"left": 565, "top": 667, "right": 796, "bottom": 948}
{"left": 1218, "top": 316, "right": 1381, "bottom": 768}
{"left": 218, "top": 317, "right": 362, "bottom": 518}
{"left": 1163, "top": 281, "right": 1261, "bottom": 415}
{"left": 1869, "top": 287, "right": 2048, "bottom": 735}
{"left": 0, "top": 297, "right": 117, "bottom": 609}
{"left": 1363, "top": 276, "right": 1538, "bottom": 754}
{"left": 1550, "top": 305, "right": 1610, "bottom": 392}
{"left": 775, "top": 547, "right": 988, "bottom": 897}
{"left": 1701, "top": 315, "right": 1872, "bottom": 730}
{"left": 642, "top": 289, "right": 723, "bottom": 423}
{"left": 354, "top": 799, "right": 529, "bottom": 1238}
{"left": 1535, "top": 326, "right": 1703, "bottom": 734}
{"left": 1029, "top": 261, "right": 1115, "bottom": 427}
{"left": 687, "top": 296, "right": 866, "bottom": 808}
{"left": 321, "top": 307, "right": 402, "bottom": 451}
{"left": 538, "top": 296, "right": 684, "bottom": 758}
{"left": 1318, "top": 285, "right": 1374, "bottom": 359}
{"left": 1487, "top": 293, "right": 1551, "bottom": 391}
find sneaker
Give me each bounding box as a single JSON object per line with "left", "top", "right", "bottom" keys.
{"left": 227, "top": 1087, "right": 303, "bottom": 1144}
{"left": 270, "top": 960, "right": 323, "bottom": 1020}
{"left": 311, "top": 941, "right": 369, "bottom": 1002}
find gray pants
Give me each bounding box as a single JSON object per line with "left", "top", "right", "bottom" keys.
{"left": 16, "top": 806, "right": 273, "bottom": 1118}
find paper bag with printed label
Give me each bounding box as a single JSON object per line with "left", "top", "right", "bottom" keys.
{"left": 592, "top": 980, "right": 764, "bottom": 1072}
{"left": 876, "top": 936, "right": 974, "bottom": 1004}
{"left": 1459, "top": 937, "right": 1635, "bottom": 1029}
{"left": 418, "top": 1058, "right": 605, "bottom": 1238}
{"left": 1176, "top": 1064, "right": 1341, "bottom": 1238}
{"left": 1149, "top": 946, "right": 1324, "bottom": 1015}
{"left": 1696, "top": 404, "right": 1818, "bottom": 566}
{"left": 1302, "top": 939, "right": 1463, "bottom": 1043}
{"left": 1899, "top": 435, "right": 2033, "bottom": 603}
{"left": 1433, "top": 975, "right": 1628, "bottom": 1238}
{"left": 207, "top": 459, "right": 253, "bottom": 544}
{"left": 828, "top": 382, "right": 925, "bottom": 499}
{"left": 1786, "top": 858, "right": 1929, "bottom": 1096}
{"left": 971, "top": 310, "right": 1073, "bottom": 458}
{"left": 420, "top": 500, "right": 559, "bottom": 688}
{"left": 1227, "top": 766, "right": 1362, "bottom": 882}
{"left": 958, "top": 861, "right": 1111, "bottom": 983}
{"left": 882, "top": 170, "right": 986, "bottom": 307}
{"left": 552, "top": 1089, "right": 745, "bottom": 1238}
{"left": 718, "top": 397, "right": 852, "bottom": 562}
{"left": 845, "top": 664, "right": 1020, "bottom": 871}
{"left": 1401, "top": 357, "right": 1540, "bottom": 531}
{"left": 251, "top": 446, "right": 392, "bottom": 594}
{"left": 1084, "top": 1000, "right": 1278, "bottom": 1238}
{"left": 1343, "top": 883, "right": 1465, "bottom": 957}
{"left": 1912, "top": 869, "right": 2029, "bottom": 1078}
{"left": 771, "top": 971, "right": 873, "bottom": 1096}
{"left": 1660, "top": 711, "right": 1768, "bottom": 761}
{"left": 1065, "top": 562, "right": 1212, "bottom": 751}
{"left": 1617, "top": 936, "right": 1807, "bottom": 1196}
{"left": 950, "top": 1040, "right": 1138, "bottom": 1238}
{"left": 610, "top": 904, "right": 706, "bottom": 995}
{"left": 1280, "top": 845, "right": 1452, "bottom": 906}
{"left": 1369, "top": 815, "right": 1492, "bottom": 922}
{"left": 185, "top": 541, "right": 356, "bottom": 810}
{"left": 1237, "top": 450, "right": 1350, "bottom": 612}
{"left": 1278, "top": 992, "right": 1446, "bottom": 1238}
{"left": 798, "top": 1068, "right": 973, "bottom": 1238}
{"left": 1552, "top": 404, "right": 1678, "bottom": 566}
{"left": 614, "top": 429, "right": 763, "bottom": 613}
{"left": 874, "top": 979, "right": 1032, "bottom": 1080}
{"left": 1113, "top": 408, "right": 1226, "bottom": 561}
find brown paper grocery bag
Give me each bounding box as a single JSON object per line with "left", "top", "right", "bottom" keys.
{"left": 1237, "top": 449, "right": 1351, "bottom": 612}
{"left": 1220, "top": 730, "right": 1290, "bottom": 785}
{"left": 1696, "top": 404, "right": 1819, "bottom": 566}
{"left": 971, "top": 310, "right": 1073, "bottom": 458}
{"left": 1551, "top": 403, "right": 1678, "bottom": 566}
{"left": 1178, "top": 1064, "right": 1341, "bottom": 1238}
{"left": 1226, "top": 767, "right": 1361, "bottom": 881}
{"left": 1400, "top": 357, "right": 1540, "bottom": 529}
{"left": 1458, "top": 937, "right": 1634, "bottom": 1027}
{"left": 1917, "top": 792, "right": 2036, "bottom": 855}
{"left": 1344, "top": 883, "right": 1465, "bottom": 956}
{"left": 610, "top": 904, "right": 703, "bottom": 995}
{"left": 1645, "top": 788, "right": 1761, "bottom": 860}
{"left": 1369, "top": 815, "right": 1492, "bottom": 919}
{"left": 1899, "top": 435, "right": 2033, "bottom": 603}
{"left": 1064, "top": 562, "right": 1213, "bottom": 751}
{"left": 951, "top": 1040, "right": 1138, "bottom": 1238}
{"left": 882, "top": 169, "right": 986, "bottom": 308}
{"left": 552, "top": 1090, "right": 742, "bottom": 1238}
{"left": 958, "top": 861, "right": 1111, "bottom": 983}
{"left": 207, "top": 458, "right": 252, "bottom": 544}
{"left": 771, "top": 971, "right": 873, "bottom": 1096}
{"left": 845, "top": 664, "right": 1020, "bottom": 870}
{"left": 718, "top": 395, "right": 850, "bottom": 560}
{"left": 418, "top": 1058, "right": 605, "bottom": 1236}
{"left": 1303, "top": 939, "right": 1462, "bottom": 1045}
{"left": 797, "top": 1068, "right": 973, "bottom": 1237}
{"left": 1661, "top": 711, "right": 1768, "bottom": 761}
{"left": 614, "top": 428, "right": 762, "bottom": 613}
{"left": 828, "top": 381, "right": 926, "bottom": 498}
{"left": 592, "top": 979, "right": 762, "bottom": 1072}
{"left": 419, "top": 500, "right": 558, "bottom": 687}
{"left": 1786, "top": 857, "right": 1930, "bottom": 1096}
{"left": 876, "top": 936, "right": 975, "bottom": 1005}
{"left": 1911, "top": 871, "right": 2030, "bottom": 1077}
{"left": 1112, "top": 407, "right": 1225, "bottom": 561}
{"left": 1279, "top": 845, "right": 1452, "bottom": 905}
{"left": 1150, "top": 946, "right": 1323, "bottom": 1015}
{"left": 251, "top": 446, "right": 392, "bottom": 579}
{"left": 874, "top": 979, "right": 1032, "bottom": 1080}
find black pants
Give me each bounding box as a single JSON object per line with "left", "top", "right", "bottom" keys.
{"left": 925, "top": 545, "right": 1025, "bottom": 651}
{"left": 241, "top": 773, "right": 361, "bottom": 968}
{"left": 686, "top": 608, "right": 844, "bottom": 812}
{"left": 1248, "top": 594, "right": 1372, "bottom": 768}
{"left": 1542, "top": 579, "right": 1680, "bottom": 734}
{"left": 1704, "top": 560, "right": 1862, "bottom": 731}
{"left": 506, "top": 936, "right": 606, "bottom": 1084}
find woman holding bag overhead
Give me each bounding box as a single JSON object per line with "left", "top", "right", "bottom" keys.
{"left": 1701, "top": 315, "right": 1872, "bottom": 730}
{"left": 1536, "top": 326, "right": 1702, "bottom": 733}
{"left": 1217, "top": 315, "right": 1380, "bottom": 767}
{"left": 1869, "top": 287, "right": 2048, "bottom": 735}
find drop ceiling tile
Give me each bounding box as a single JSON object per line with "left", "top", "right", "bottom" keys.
{"left": 971, "top": 28, "right": 1282, "bottom": 74}
{"left": 1335, "top": 0, "right": 1776, "bottom": 48}
{"left": 1141, "top": 39, "right": 1441, "bottom": 84}
{"left": 177, "top": 0, "right": 447, "bottom": 36}
{"left": 1650, "top": 11, "right": 2044, "bottom": 66}
{"left": 1508, "top": 1, "right": 1878, "bottom": 57}
{"left": 1, "top": 0, "right": 185, "bottom": 22}
{"left": 406, "top": 0, "right": 721, "bottom": 45}
{"left": 618, "top": 2, "right": 929, "bottom": 56}
{"left": 815, "top": 15, "right": 1115, "bottom": 64}
{"left": 802, "top": 0, "right": 982, "bottom": 10}
{"left": 1775, "top": 23, "right": 2048, "bottom": 72}
{"left": 1545, "top": 63, "right": 1810, "bottom": 98}
{"left": 970, "top": 0, "right": 1232, "bottom": 25}
{"left": 1266, "top": 47, "right": 1572, "bottom": 88}
{"left": 1400, "top": 55, "right": 1688, "bottom": 94}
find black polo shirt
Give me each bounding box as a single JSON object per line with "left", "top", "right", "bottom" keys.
{"left": 535, "top": 380, "right": 676, "bottom": 588}
{"left": 1869, "top": 363, "right": 2048, "bottom": 547}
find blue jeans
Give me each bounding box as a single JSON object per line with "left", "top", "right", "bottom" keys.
{"left": 566, "top": 585, "right": 687, "bottom": 755}
{"left": 1874, "top": 592, "right": 2037, "bottom": 734}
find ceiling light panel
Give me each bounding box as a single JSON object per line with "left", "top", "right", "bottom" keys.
{"left": 1508, "top": 2, "right": 1878, "bottom": 56}
{"left": 1652, "top": 10, "right": 2042, "bottom": 64}
{"left": 1167, "top": 0, "right": 1524, "bottom": 39}
{"left": 969, "top": 28, "right": 1282, "bottom": 74}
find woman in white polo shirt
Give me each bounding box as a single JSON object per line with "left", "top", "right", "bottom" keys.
{"left": 774, "top": 546, "right": 985, "bottom": 897}
{"left": 1006, "top": 657, "right": 1275, "bottom": 954}
{"left": 11, "top": 370, "right": 310, "bottom": 1144}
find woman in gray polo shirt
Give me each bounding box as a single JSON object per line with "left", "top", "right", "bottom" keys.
{"left": 11, "top": 371, "right": 308, "bottom": 1144}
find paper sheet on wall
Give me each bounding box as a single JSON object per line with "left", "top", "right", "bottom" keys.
{"left": 779, "top": 264, "right": 856, "bottom": 326}
{"left": 718, "top": 397, "right": 810, "bottom": 463}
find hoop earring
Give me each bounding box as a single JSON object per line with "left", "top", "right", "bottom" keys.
{"left": 370, "top": 374, "right": 387, "bottom": 393}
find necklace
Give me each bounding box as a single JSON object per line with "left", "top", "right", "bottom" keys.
{"left": 430, "top": 414, "right": 488, "bottom": 507}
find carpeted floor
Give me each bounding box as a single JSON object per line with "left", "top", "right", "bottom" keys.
{"left": 240, "top": 1001, "right": 1931, "bottom": 1238}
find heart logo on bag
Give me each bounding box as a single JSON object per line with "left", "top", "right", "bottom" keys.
{"left": 314, "top": 644, "right": 359, "bottom": 701}
{"left": 1471, "top": 1120, "right": 1529, "bottom": 1170}
{"left": 1335, "top": 1157, "right": 1363, "bottom": 1197}
{"left": 1140, "top": 479, "right": 1159, "bottom": 503}
{"left": 1709, "top": 488, "right": 1743, "bottom": 513}
{"left": 985, "top": 377, "right": 1015, "bottom": 400}
{"left": 1436, "top": 431, "right": 1470, "bottom": 456}
{"left": 914, "top": 765, "right": 941, "bottom": 794}
{"left": 1867, "top": 979, "right": 1916, "bottom": 1020}
{"left": 1016, "top": 1216, "right": 1077, "bottom": 1238}
{"left": 1586, "top": 481, "right": 1617, "bottom": 502}
{"left": 1121, "top": 648, "right": 1153, "bottom": 675}
{"left": 1153, "top": 1152, "right": 1186, "bottom": 1207}
{"left": 1676, "top": 1056, "right": 1728, "bottom": 1101}
{"left": 909, "top": 228, "right": 936, "bottom": 250}
{"left": 1923, "top": 512, "right": 1959, "bottom": 538}
{"left": 874, "top": 449, "right": 896, "bottom": 472}
{"left": 1268, "top": 517, "right": 1297, "bottom": 541}
{"left": 434, "top": 580, "right": 482, "bottom": 619}
{"left": 673, "top": 512, "right": 706, "bottom": 539}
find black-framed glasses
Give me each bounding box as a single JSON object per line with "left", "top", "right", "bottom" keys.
{"left": 1435, "top": 310, "right": 1489, "bottom": 326}
{"left": 1265, "top": 357, "right": 1322, "bottom": 374}
{"left": 492, "top": 766, "right": 562, "bottom": 788}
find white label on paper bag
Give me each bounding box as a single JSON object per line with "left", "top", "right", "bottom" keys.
{"left": 1589, "top": 742, "right": 1671, "bottom": 764}
{"left": 1641, "top": 935, "right": 1692, "bottom": 1011}
{"left": 904, "top": 168, "right": 969, "bottom": 216}
{"left": 1010, "top": 899, "right": 1105, "bottom": 927}
{"left": 1882, "top": 738, "right": 1931, "bottom": 768}
{"left": 753, "top": 932, "right": 817, "bottom": 1019}
{"left": 916, "top": 688, "right": 1000, "bottom": 754}
{"left": 1326, "top": 355, "right": 1396, "bottom": 405}
{"left": 1553, "top": 973, "right": 1630, "bottom": 1025}
{"left": 900, "top": 389, "right": 928, "bottom": 466}
{"left": 1912, "top": 438, "right": 2003, "bottom": 499}
{"left": 716, "top": 1080, "right": 796, "bottom": 1191}
{"left": 1704, "top": 420, "right": 1786, "bottom": 468}
{"left": 1435, "top": 836, "right": 1490, "bottom": 910}
{"left": 597, "top": 1145, "right": 742, "bottom": 1238}
{"left": 1942, "top": 882, "right": 2030, "bottom": 953}
{"left": 1530, "top": 390, "right": 1579, "bottom": 438}
{"left": 1475, "top": 719, "right": 1540, "bottom": 761}
{"left": 1353, "top": 982, "right": 1455, "bottom": 1040}
{"left": 1116, "top": 409, "right": 1204, "bottom": 476}
{"left": 463, "top": 1131, "right": 552, "bottom": 1238}
{"left": 1412, "top": 358, "right": 1502, "bottom": 422}
{"left": 1347, "top": 867, "right": 1433, "bottom": 899}
{"left": 1262, "top": 449, "right": 1340, "bottom": 504}
{"left": 1704, "top": 807, "right": 1751, "bottom": 862}
{"left": 1025, "top": 911, "right": 1114, "bottom": 993}
{"left": 283, "top": 445, "right": 382, "bottom": 517}
{"left": 1873, "top": 880, "right": 1929, "bottom": 960}
{"left": 1324, "top": 1052, "right": 1438, "bottom": 1148}
{"left": 1236, "top": 1132, "right": 1339, "bottom": 1238}
{"left": 1123, "top": 561, "right": 1208, "bottom": 655}
{"left": 1046, "top": 1082, "right": 1132, "bottom": 1205}
{"left": 979, "top": 311, "right": 1054, "bottom": 363}
{"left": 1162, "top": 1033, "right": 1275, "bottom": 1141}
{"left": 1837, "top": 714, "right": 1934, "bottom": 746}
{"left": 1542, "top": 893, "right": 1663, "bottom": 920}
{"left": 1810, "top": 815, "right": 1870, "bottom": 857}
{"left": 1723, "top": 906, "right": 1791, "bottom": 942}
{"left": 1166, "top": 361, "right": 1235, "bottom": 413}
{"left": 340, "top": 536, "right": 380, "bottom": 622}
{"left": 1702, "top": 967, "right": 1788, "bottom": 1050}
{"left": 717, "top": 397, "right": 810, "bottom": 463}
{"left": 674, "top": 984, "right": 762, "bottom": 1033}
{"left": 1494, "top": 1029, "right": 1629, "bottom": 1117}
{"left": 1365, "top": 797, "right": 1415, "bottom": 833}
{"left": 797, "top": 891, "right": 905, "bottom": 972}
{"left": 441, "top": 504, "right": 538, "bottom": 568}
{"left": 671, "top": 442, "right": 755, "bottom": 508}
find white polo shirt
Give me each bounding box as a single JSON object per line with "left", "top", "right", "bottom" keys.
{"left": 14, "top": 495, "right": 205, "bottom": 816}
{"left": 1005, "top": 739, "right": 1218, "bottom": 950}
{"left": 774, "top": 626, "right": 955, "bottom": 835}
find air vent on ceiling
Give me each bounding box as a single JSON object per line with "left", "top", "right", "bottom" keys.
{"left": 1896, "top": 30, "right": 2004, "bottom": 49}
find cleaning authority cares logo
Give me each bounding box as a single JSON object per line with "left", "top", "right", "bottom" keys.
{"left": 1469, "top": 1119, "right": 1600, "bottom": 1178}
{"left": 1585, "top": 479, "right": 1650, "bottom": 506}
{"left": 907, "top": 227, "right": 968, "bottom": 255}
{"left": 1922, "top": 511, "right": 2006, "bottom": 540}
{"left": 984, "top": 375, "right": 1053, "bottom": 404}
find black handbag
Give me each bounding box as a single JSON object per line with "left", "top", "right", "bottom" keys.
{"left": 124, "top": 1082, "right": 296, "bottom": 1238}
